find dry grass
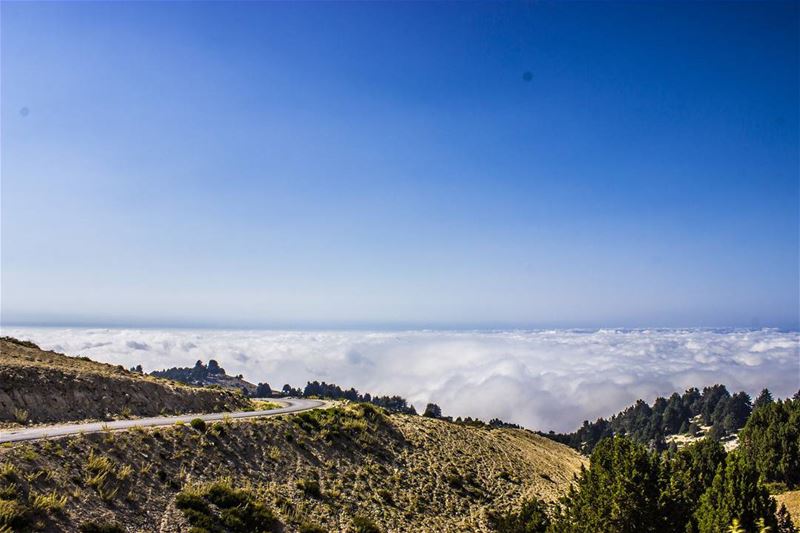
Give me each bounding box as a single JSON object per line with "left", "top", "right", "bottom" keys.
{"left": 0, "top": 338, "right": 251, "bottom": 425}
{"left": 0, "top": 337, "right": 181, "bottom": 386}
{"left": 775, "top": 490, "right": 800, "bottom": 523}
{"left": 247, "top": 400, "right": 283, "bottom": 411}
{"left": 0, "top": 404, "right": 584, "bottom": 532}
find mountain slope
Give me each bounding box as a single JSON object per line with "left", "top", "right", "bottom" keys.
{"left": 0, "top": 337, "right": 249, "bottom": 425}
{"left": 0, "top": 403, "right": 585, "bottom": 532}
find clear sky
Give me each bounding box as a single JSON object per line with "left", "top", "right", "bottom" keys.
{"left": 1, "top": 1, "right": 798, "bottom": 329}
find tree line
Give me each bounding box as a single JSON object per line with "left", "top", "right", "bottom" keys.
{"left": 543, "top": 385, "right": 783, "bottom": 453}
{"left": 150, "top": 359, "right": 235, "bottom": 383}
{"left": 493, "top": 394, "right": 800, "bottom": 532}
{"left": 295, "top": 380, "right": 418, "bottom": 415}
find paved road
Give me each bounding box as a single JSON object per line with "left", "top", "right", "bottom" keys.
{"left": 0, "top": 398, "right": 326, "bottom": 443}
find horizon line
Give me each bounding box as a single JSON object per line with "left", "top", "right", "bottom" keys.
{"left": 1, "top": 320, "right": 798, "bottom": 334}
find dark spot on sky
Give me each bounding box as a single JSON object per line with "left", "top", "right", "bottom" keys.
{"left": 19, "top": 107, "right": 29, "bottom": 117}
{"left": 522, "top": 72, "right": 533, "bottom": 82}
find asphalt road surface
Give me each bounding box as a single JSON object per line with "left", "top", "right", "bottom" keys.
{"left": 0, "top": 398, "right": 326, "bottom": 443}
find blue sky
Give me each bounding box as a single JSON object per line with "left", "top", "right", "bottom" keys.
{"left": 2, "top": 1, "right": 798, "bottom": 329}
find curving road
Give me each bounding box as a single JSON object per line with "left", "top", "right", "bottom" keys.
{"left": 0, "top": 398, "right": 327, "bottom": 443}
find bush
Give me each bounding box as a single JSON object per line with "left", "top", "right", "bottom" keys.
{"left": 175, "top": 480, "right": 280, "bottom": 533}
{"left": 490, "top": 497, "right": 550, "bottom": 532}
{"left": 78, "top": 521, "right": 125, "bottom": 533}
{"left": 31, "top": 491, "right": 67, "bottom": 512}
{"left": 297, "top": 478, "right": 322, "bottom": 498}
{"left": 0, "top": 498, "right": 30, "bottom": 530}
{"left": 190, "top": 418, "right": 207, "bottom": 432}
{"left": 351, "top": 515, "right": 381, "bottom": 533}
{"left": 12, "top": 409, "right": 28, "bottom": 425}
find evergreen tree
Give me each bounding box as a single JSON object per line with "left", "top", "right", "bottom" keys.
{"left": 694, "top": 451, "right": 777, "bottom": 533}
{"left": 753, "top": 389, "right": 774, "bottom": 411}
{"left": 490, "top": 497, "right": 550, "bottom": 532}
{"left": 423, "top": 403, "right": 442, "bottom": 418}
{"left": 700, "top": 385, "right": 730, "bottom": 426}
{"left": 550, "top": 437, "right": 666, "bottom": 532}
{"left": 738, "top": 398, "right": 800, "bottom": 487}
{"left": 662, "top": 439, "right": 727, "bottom": 532}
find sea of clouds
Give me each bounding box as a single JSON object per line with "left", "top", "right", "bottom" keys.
{"left": 3, "top": 327, "right": 798, "bottom": 432}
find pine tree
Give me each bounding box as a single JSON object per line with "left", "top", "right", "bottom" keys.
{"left": 663, "top": 439, "right": 726, "bottom": 531}
{"left": 423, "top": 403, "right": 442, "bottom": 418}
{"left": 550, "top": 436, "right": 666, "bottom": 532}
{"left": 738, "top": 398, "right": 800, "bottom": 487}
{"left": 694, "top": 451, "right": 777, "bottom": 533}
{"left": 753, "top": 389, "right": 774, "bottom": 411}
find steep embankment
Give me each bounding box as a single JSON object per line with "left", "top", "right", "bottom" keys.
{"left": 0, "top": 403, "right": 585, "bottom": 532}
{"left": 0, "top": 337, "right": 249, "bottom": 424}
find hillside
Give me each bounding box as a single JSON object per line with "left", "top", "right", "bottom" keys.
{"left": 0, "top": 337, "right": 250, "bottom": 425}
{"left": 0, "top": 403, "right": 585, "bottom": 532}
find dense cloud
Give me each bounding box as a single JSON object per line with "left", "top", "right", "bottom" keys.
{"left": 3, "top": 327, "right": 798, "bottom": 432}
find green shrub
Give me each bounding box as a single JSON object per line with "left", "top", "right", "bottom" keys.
{"left": 0, "top": 498, "right": 29, "bottom": 529}
{"left": 175, "top": 491, "right": 210, "bottom": 513}
{"left": 78, "top": 521, "right": 125, "bottom": 533}
{"left": 31, "top": 491, "right": 67, "bottom": 512}
{"left": 351, "top": 515, "right": 381, "bottom": 533}
{"left": 0, "top": 484, "right": 16, "bottom": 501}
{"left": 12, "top": 409, "right": 28, "bottom": 425}
{"left": 489, "top": 497, "right": 550, "bottom": 532}
{"left": 175, "top": 480, "right": 280, "bottom": 533}
{"left": 190, "top": 418, "right": 207, "bottom": 432}
{"left": 297, "top": 478, "right": 322, "bottom": 499}
{"left": 0, "top": 464, "right": 16, "bottom": 481}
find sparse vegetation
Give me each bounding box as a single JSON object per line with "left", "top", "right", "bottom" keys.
{"left": 351, "top": 515, "right": 382, "bottom": 533}
{"left": 296, "top": 478, "right": 322, "bottom": 499}
{"left": 12, "top": 408, "right": 28, "bottom": 425}
{"left": 0, "top": 401, "right": 582, "bottom": 532}
{"left": 0, "top": 337, "right": 249, "bottom": 424}
{"left": 31, "top": 491, "right": 67, "bottom": 512}
{"left": 190, "top": 418, "right": 208, "bottom": 432}
{"left": 78, "top": 520, "right": 125, "bottom": 532}
{"left": 175, "top": 479, "right": 280, "bottom": 532}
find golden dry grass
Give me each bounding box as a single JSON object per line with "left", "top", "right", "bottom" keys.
{"left": 0, "top": 337, "right": 185, "bottom": 387}
{"left": 0, "top": 404, "right": 585, "bottom": 532}
{"left": 775, "top": 490, "right": 800, "bottom": 523}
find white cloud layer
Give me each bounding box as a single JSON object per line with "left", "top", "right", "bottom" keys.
{"left": 3, "top": 327, "right": 798, "bottom": 432}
